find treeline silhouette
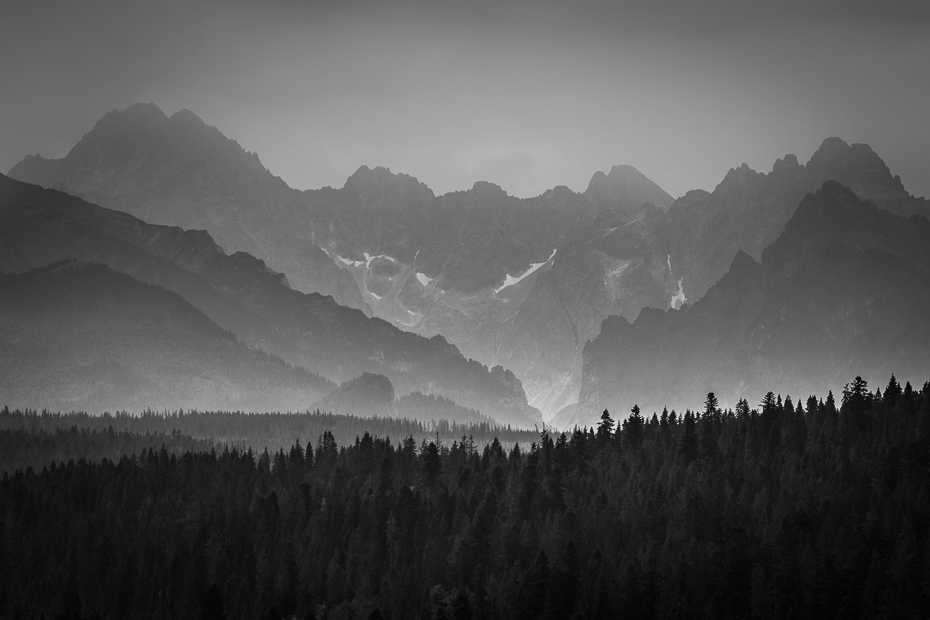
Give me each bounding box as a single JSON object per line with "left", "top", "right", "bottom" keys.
{"left": 0, "top": 408, "right": 536, "bottom": 472}
{"left": 0, "top": 426, "right": 218, "bottom": 474}
{"left": 1, "top": 375, "right": 929, "bottom": 619}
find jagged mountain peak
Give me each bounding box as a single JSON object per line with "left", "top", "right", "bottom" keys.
{"left": 168, "top": 107, "right": 207, "bottom": 126}
{"left": 79, "top": 103, "right": 260, "bottom": 166}
{"left": 342, "top": 165, "right": 435, "bottom": 203}
{"left": 95, "top": 102, "right": 168, "bottom": 129}
{"left": 470, "top": 180, "right": 509, "bottom": 196}
{"left": 584, "top": 163, "right": 675, "bottom": 215}
{"left": 808, "top": 137, "right": 883, "bottom": 171}
{"left": 806, "top": 137, "right": 907, "bottom": 194}
{"left": 786, "top": 180, "right": 887, "bottom": 235}
{"left": 718, "top": 162, "right": 765, "bottom": 188}
{"left": 586, "top": 164, "right": 651, "bottom": 186}
{"left": 771, "top": 153, "right": 800, "bottom": 176}
{"left": 763, "top": 180, "right": 923, "bottom": 273}
{"left": 729, "top": 248, "right": 758, "bottom": 270}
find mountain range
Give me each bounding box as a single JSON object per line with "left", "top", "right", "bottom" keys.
{"left": 7, "top": 103, "right": 930, "bottom": 425}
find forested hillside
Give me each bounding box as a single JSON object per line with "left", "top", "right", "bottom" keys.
{"left": 2, "top": 376, "right": 928, "bottom": 619}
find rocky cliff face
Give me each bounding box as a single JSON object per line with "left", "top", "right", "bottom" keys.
{"left": 558, "top": 182, "right": 930, "bottom": 429}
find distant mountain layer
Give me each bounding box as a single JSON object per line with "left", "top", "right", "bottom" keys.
{"left": 0, "top": 174, "right": 541, "bottom": 427}
{"left": 312, "top": 373, "right": 493, "bottom": 426}
{"left": 0, "top": 261, "right": 334, "bottom": 413}
{"left": 10, "top": 104, "right": 929, "bottom": 420}
{"left": 553, "top": 182, "right": 930, "bottom": 428}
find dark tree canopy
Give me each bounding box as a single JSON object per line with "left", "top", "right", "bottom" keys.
{"left": 1, "top": 375, "right": 929, "bottom": 619}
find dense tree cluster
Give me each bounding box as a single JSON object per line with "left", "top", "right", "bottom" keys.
{"left": 1, "top": 376, "right": 929, "bottom": 619}
{"left": 0, "top": 408, "right": 536, "bottom": 471}
{"left": 0, "top": 426, "right": 217, "bottom": 474}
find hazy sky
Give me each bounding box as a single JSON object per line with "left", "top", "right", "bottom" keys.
{"left": 3, "top": 0, "right": 929, "bottom": 199}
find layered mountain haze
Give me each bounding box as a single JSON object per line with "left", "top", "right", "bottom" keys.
{"left": 312, "top": 373, "right": 493, "bottom": 425}
{"left": 0, "top": 174, "right": 542, "bottom": 427}
{"left": 9, "top": 104, "right": 682, "bottom": 419}
{"left": 10, "top": 104, "right": 930, "bottom": 422}
{"left": 558, "top": 181, "right": 930, "bottom": 428}
{"left": 0, "top": 261, "right": 334, "bottom": 413}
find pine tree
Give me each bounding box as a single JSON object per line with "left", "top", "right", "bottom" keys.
{"left": 704, "top": 392, "right": 720, "bottom": 418}
{"left": 623, "top": 405, "right": 644, "bottom": 449}
{"left": 680, "top": 410, "right": 698, "bottom": 465}
{"left": 596, "top": 409, "right": 615, "bottom": 442}
{"left": 421, "top": 441, "right": 442, "bottom": 488}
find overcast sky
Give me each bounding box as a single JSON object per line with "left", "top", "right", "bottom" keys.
{"left": 3, "top": 0, "right": 929, "bottom": 199}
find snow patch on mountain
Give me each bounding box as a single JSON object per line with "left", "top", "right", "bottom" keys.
{"left": 416, "top": 272, "right": 433, "bottom": 286}
{"left": 337, "top": 255, "right": 364, "bottom": 268}
{"left": 494, "top": 249, "right": 557, "bottom": 294}
{"left": 667, "top": 256, "right": 687, "bottom": 309}
{"left": 364, "top": 252, "right": 396, "bottom": 268}
{"left": 670, "top": 278, "right": 687, "bottom": 309}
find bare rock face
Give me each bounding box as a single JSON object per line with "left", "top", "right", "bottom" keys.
{"left": 563, "top": 181, "right": 930, "bottom": 427}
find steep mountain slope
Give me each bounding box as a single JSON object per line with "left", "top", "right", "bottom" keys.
{"left": 0, "top": 261, "right": 334, "bottom": 413}
{"left": 556, "top": 182, "right": 930, "bottom": 428}
{"left": 0, "top": 174, "right": 542, "bottom": 427}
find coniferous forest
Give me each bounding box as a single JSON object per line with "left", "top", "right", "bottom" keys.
{"left": 2, "top": 376, "right": 928, "bottom": 619}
